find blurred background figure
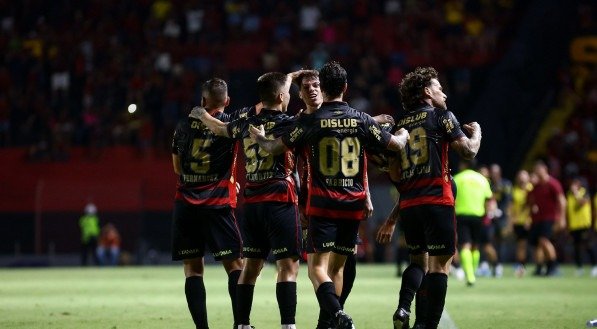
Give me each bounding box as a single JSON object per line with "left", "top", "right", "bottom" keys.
{"left": 79, "top": 202, "right": 100, "bottom": 266}
{"left": 566, "top": 177, "right": 597, "bottom": 277}
{"left": 97, "top": 223, "right": 121, "bottom": 266}
{"left": 453, "top": 159, "right": 494, "bottom": 286}
{"left": 527, "top": 160, "right": 566, "bottom": 276}
{"left": 488, "top": 163, "right": 512, "bottom": 277}
{"left": 509, "top": 170, "right": 534, "bottom": 277}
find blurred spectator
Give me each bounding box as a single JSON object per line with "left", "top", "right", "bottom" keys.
{"left": 79, "top": 202, "right": 100, "bottom": 266}
{"left": 566, "top": 177, "right": 597, "bottom": 277}
{"left": 97, "top": 223, "right": 121, "bottom": 266}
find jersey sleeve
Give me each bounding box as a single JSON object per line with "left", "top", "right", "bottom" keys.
{"left": 281, "top": 117, "right": 308, "bottom": 149}
{"left": 226, "top": 116, "right": 247, "bottom": 140}
{"left": 439, "top": 110, "right": 466, "bottom": 142}
{"left": 359, "top": 112, "right": 392, "bottom": 150}
{"left": 172, "top": 120, "right": 189, "bottom": 155}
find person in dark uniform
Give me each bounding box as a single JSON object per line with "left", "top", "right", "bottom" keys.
{"left": 192, "top": 71, "right": 306, "bottom": 329}
{"left": 171, "top": 78, "right": 244, "bottom": 329}
{"left": 250, "top": 61, "right": 409, "bottom": 329}
{"left": 375, "top": 67, "right": 482, "bottom": 329}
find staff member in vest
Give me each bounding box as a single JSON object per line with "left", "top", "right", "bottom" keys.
{"left": 566, "top": 177, "right": 597, "bottom": 277}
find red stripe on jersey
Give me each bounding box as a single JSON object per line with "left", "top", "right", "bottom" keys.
{"left": 244, "top": 175, "right": 298, "bottom": 204}
{"left": 399, "top": 195, "right": 455, "bottom": 209}
{"left": 308, "top": 207, "right": 365, "bottom": 220}
{"left": 175, "top": 178, "right": 238, "bottom": 206}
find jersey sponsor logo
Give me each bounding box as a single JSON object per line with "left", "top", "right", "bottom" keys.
{"left": 178, "top": 248, "right": 200, "bottom": 255}
{"left": 397, "top": 112, "right": 427, "bottom": 126}
{"left": 190, "top": 120, "right": 212, "bottom": 133}
{"left": 272, "top": 247, "right": 288, "bottom": 255}
{"left": 320, "top": 118, "right": 358, "bottom": 128}
{"left": 243, "top": 247, "right": 262, "bottom": 253}
{"left": 213, "top": 249, "right": 232, "bottom": 257}
{"left": 427, "top": 244, "right": 446, "bottom": 250}
{"left": 288, "top": 127, "right": 304, "bottom": 143}
{"left": 368, "top": 125, "right": 382, "bottom": 141}
{"left": 441, "top": 117, "right": 455, "bottom": 133}
{"left": 407, "top": 243, "right": 421, "bottom": 250}
{"left": 322, "top": 241, "right": 335, "bottom": 248}
{"left": 335, "top": 245, "right": 355, "bottom": 253}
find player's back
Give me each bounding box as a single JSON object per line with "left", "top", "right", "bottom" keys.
{"left": 173, "top": 111, "right": 239, "bottom": 208}
{"left": 228, "top": 108, "right": 298, "bottom": 204}
{"left": 393, "top": 104, "right": 464, "bottom": 209}
{"left": 286, "top": 101, "right": 389, "bottom": 220}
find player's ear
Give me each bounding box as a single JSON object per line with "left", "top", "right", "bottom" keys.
{"left": 224, "top": 96, "right": 230, "bottom": 107}
{"left": 201, "top": 97, "right": 207, "bottom": 107}
{"left": 342, "top": 83, "right": 348, "bottom": 95}
{"left": 424, "top": 87, "right": 432, "bottom": 97}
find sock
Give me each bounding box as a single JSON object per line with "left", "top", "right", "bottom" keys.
{"left": 460, "top": 249, "right": 476, "bottom": 284}
{"left": 339, "top": 253, "right": 356, "bottom": 306}
{"left": 413, "top": 273, "right": 428, "bottom": 327}
{"left": 236, "top": 284, "right": 255, "bottom": 325}
{"left": 315, "top": 282, "right": 342, "bottom": 316}
{"left": 185, "top": 276, "right": 208, "bottom": 329}
{"left": 316, "top": 308, "right": 333, "bottom": 329}
{"left": 425, "top": 273, "right": 448, "bottom": 329}
{"left": 228, "top": 270, "right": 241, "bottom": 325}
{"left": 276, "top": 282, "right": 297, "bottom": 325}
{"left": 398, "top": 263, "right": 425, "bottom": 312}
{"left": 534, "top": 263, "right": 544, "bottom": 275}
{"left": 472, "top": 249, "right": 480, "bottom": 270}
{"left": 587, "top": 246, "right": 597, "bottom": 266}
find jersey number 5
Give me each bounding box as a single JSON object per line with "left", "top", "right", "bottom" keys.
{"left": 319, "top": 136, "right": 360, "bottom": 177}
{"left": 190, "top": 138, "right": 212, "bottom": 174}
{"left": 399, "top": 127, "right": 429, "bottom": 169}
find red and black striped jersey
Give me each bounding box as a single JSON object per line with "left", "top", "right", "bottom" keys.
{"left": 172, "top": 109, "right": 242, "bottom": 208}
{"left": 393, "top": 104, "right": 465, "bottom": 209}
{"left": 281, "top": 101, "right": 392, "bottom": 220}
{"left": 227, "top": 108, "right": 298, "bottom": 204}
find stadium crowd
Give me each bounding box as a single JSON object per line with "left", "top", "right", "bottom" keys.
{"left": 0, "top": 0, "right": 525, "bottom": 159}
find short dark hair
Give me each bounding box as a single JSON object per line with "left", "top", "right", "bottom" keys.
{"left": 202, "top": 78, "right": 228, "bottom": 108}
{"left": 319, "top": 61, "right": 347, "bottom": 98}
{"left": 256, "top": 72, "right": 288, "bottom": 104}
{"left": 399, "top": 66, "right": 438, "bottom": 111}
{"left": 294, "top": 70, "right": 319, "bottom": 88}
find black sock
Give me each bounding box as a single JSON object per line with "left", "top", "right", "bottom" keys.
{"left": 398, "top": 263, "right": 425, "bottom": 312}
{"left": 339, "top": 253, "right": 356, "bottom": 306}
{"left": 236, "top": 284, "right": 255, "bottom": 325}
{"left": 228, "top": 270, "right": 241, "bottom": 325}
{"left": 185, "top": 276, "right": 208, "bottom": 329}
{"left": 316, "top": 308, "right": 333, "bottom": 329}
{"left": 587, "top": 246, "right": 597, "bottom": 266}
{"left": 315, "top": 281, "right": 342, "bottom": 315}
{"left": 414, "top": 273, "right": 428, "bottom": 327}
{"left": 425, "top": 273, "right": 448, "bottom": 329}
{"left": 276, "top": 282, "right": 297, "bottom": 325}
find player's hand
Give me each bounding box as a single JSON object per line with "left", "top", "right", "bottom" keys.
{"left": 394, "top": 128, "right": 410, "bottom": 148}
{"left": 364, "top": 197, "right": 373, "bottom": 219}
{"left": 462, "top": 122, "right": 481, "bottom": 136}
{"left": 249, "top": 124, "right": 265, "bottom": 140}
{"left": 189, "top": 106, "right": 207, "bottom": 119}
{"left": 373, "top": 114, "right": 395, "bottom": 125}
{"left": 376, "top": 218, "right": 397, "bottom": 244}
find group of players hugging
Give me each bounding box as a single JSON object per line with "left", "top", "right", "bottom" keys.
{"left": 170, "top": 61, "right": 481, "bottom": 329}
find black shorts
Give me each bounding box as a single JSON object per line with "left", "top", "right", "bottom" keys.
{"left": 305, "top": 216, "right": 360, "bottom": 255}
{"left": 242, "top": 202, "right": 301, "bottom": 260}
{"left": 399, "top": 205, "right": 456, "bottom": 256}
{"left": 513, "top": 224, "right": 529, "bottom": 241}
{"left": 529, "top": 221, "right": 554, "bottom": 246}
{"left": 456, "top": 215, "right": 483, "bottom": 245}
{"left": 171, "top": 200, "right": 242, "bottom": 261}
{"left": 570, "top": 229, "right": 590, "bottom": 245}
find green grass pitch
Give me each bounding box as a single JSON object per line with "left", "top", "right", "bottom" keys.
{"left": 1, "top": 264, "right": 596, "bottom": 328}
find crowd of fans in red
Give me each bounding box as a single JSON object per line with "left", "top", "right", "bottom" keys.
{"left": 0, "top": 0, "right": 524, "bottom": 160}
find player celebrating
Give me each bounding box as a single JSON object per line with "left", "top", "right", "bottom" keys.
{"left": 250, "top": 61, "right": 409, "bottom": 329}
{"left": 191, "top": 72, "right": 304, "bottom": 329}
{"left": 375, "top": 67, "right": 481, "bottom": 329}
{"left": 171, "top": 78, "right": 244, "bottom": 329}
